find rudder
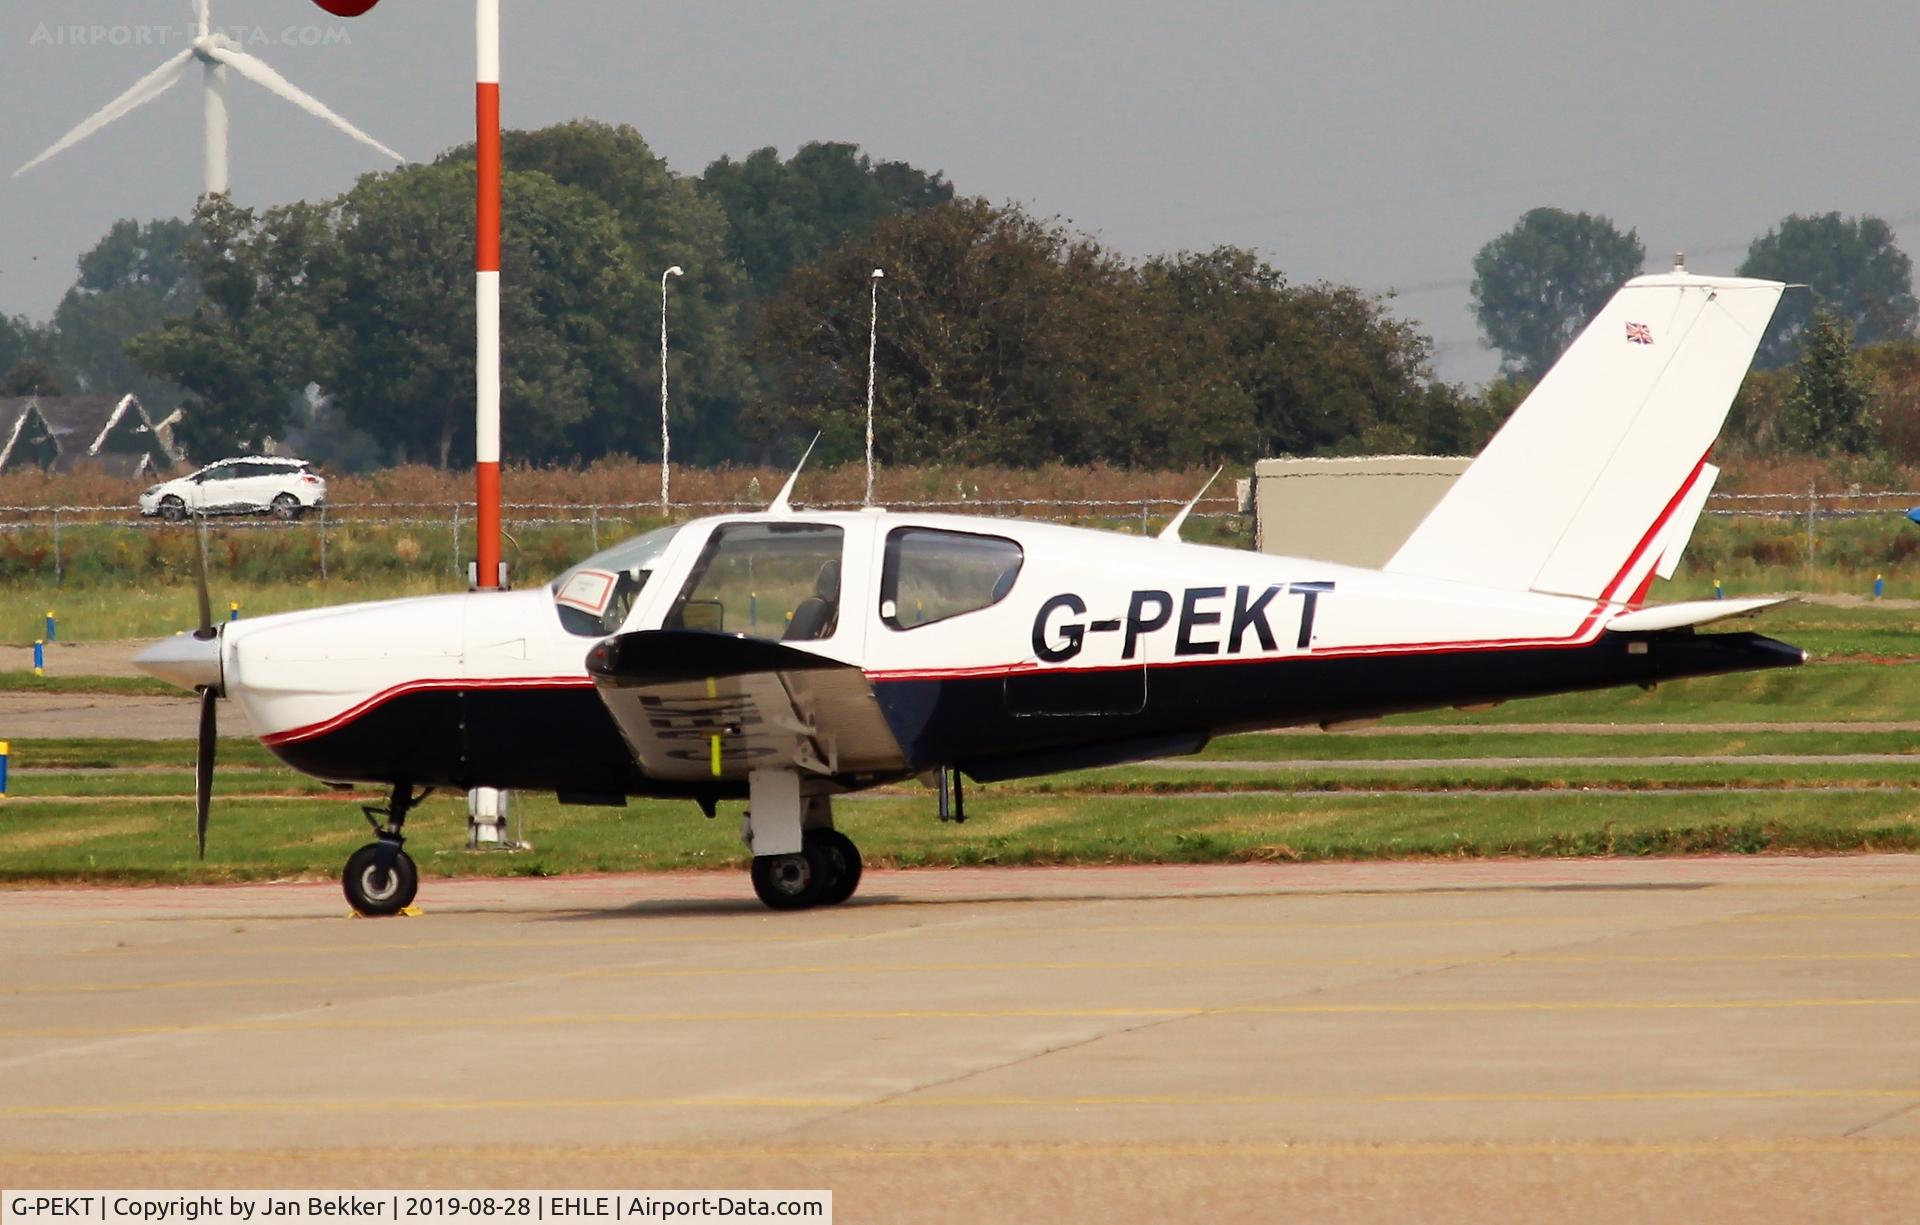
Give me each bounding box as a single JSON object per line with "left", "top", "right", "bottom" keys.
{"left": 1386, "top": 272, "right": 1784, "bottom": 602}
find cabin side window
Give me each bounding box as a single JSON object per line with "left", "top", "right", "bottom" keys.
{"left": 666, "top": 522, "right": 846, "bottom": 642}
{"left": 880, "top": 528, "right": 1023, "bottom": 630}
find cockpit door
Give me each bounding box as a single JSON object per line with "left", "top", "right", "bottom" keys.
{"left": 656, "top": 518, "right": 872, "bottom": 664}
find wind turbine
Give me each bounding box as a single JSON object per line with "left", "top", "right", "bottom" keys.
{"left": 14, "top": 0, "right": 404, "bottom": 197}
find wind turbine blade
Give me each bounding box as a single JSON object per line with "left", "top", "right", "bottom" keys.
{"left": 208, "top": 46, "right": 405, "bottom": 164}
{"left": 193, "top": 0, "right": 210, "bottom": 38}
{"left": 13, "top": 49, "right": 196, "bottom": 178}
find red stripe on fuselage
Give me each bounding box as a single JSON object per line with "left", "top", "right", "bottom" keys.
{"left": 260, "top": 675, "right": 595, "bottom": 747}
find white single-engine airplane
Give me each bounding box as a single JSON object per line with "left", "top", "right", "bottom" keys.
{"left": 140, "top": 270, "right": 1802, "bottom": 915}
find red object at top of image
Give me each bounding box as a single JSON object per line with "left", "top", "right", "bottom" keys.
{"left": 311, "top": 1, "right": 383, "bottom": 15}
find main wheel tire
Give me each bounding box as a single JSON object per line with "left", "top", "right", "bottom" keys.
{"left": 271, "top": 493, "right": 304, "bottom": 521}
{"left": 807, "top": 828, "right": 862, "bottom": 906}
{"left": 159, "top": 495, "right": 188, "bottom": 523}
{"left": 342, "top": 842, "right": 418, "bottom": 916}
{"left": 750, "top": 848, "right": 827, "bottom": 911}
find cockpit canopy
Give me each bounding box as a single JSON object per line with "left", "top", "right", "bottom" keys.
{"left": 551, "top": 524, "right": 683, "bottom": 637}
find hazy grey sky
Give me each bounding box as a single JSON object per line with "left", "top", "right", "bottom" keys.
{"left": 5, "top": 1, "right": 1919, "bottom": 383}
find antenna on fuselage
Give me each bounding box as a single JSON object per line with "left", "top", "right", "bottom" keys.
{"left": 768, "top": 432, "right": 822, "bottom": 514}
{"left": 1158, "top": 466, "right": 1224, "bottom": 542}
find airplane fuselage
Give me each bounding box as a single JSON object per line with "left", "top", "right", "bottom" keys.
{"left": 160, "top": 510, "right": 1799, "bottom": 802}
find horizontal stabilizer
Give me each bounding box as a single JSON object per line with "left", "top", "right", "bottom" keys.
{"left": 1605, "top": 597, "right": 1790, "bottom": 633}
{"left": 1388, "top": 273, "right": 1784, "bottom": 602}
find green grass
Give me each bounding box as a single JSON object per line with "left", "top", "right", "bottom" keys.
{"left": 6, "top": 738, "right": 280, "bottom": 769}
{"left": 2, "top": 770, "right": 347, "bottom": 799}
{"left": 3, "top": 787, "right": 1917, "bottom": 885}
{"left": 1738, "top": 601, "right": 1920, "bottom": 657}
{"left": 1201, "top": 728, "right": 1920, "bottom": 761}
{"left": 0, "top": 671, "right": 177, "bottom": 695}
{"left": 1672, "top": 512, "right": 1920, "bottom": 598}
{"left": 1386, "top": 659, "right": 1920, "bottom": 726}
{"left": 5, "top": 578, "right": 455, "bottom": 643}
{"left": 1019, "top": 761, "right": 1920, "bottom": 793}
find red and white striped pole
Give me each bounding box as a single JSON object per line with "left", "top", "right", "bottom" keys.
{"left": 473, "top": 0, "right": 503, "bottom": 589}
{"left": 310, "top": 0, "right": 502, "bottom": 588}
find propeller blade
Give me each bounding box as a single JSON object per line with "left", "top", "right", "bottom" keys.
{"left": 192, "top": 513, "right": 215, "bottom": 639}
{"left": 196, "top": 686, "right": 217, "bottom": 859}
{"left": 14, "top": 49, "right": 197, "bottom": 178}
{"left": 206, "top": 44, "right": 406, "bottom": 164}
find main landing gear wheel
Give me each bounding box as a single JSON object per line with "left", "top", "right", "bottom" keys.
{"left": 750, "top": 848, "right": 824, "bottom": 911}
{"left": 808, "top": 828, "right": 862, "bottom": 906}
{"left": 342, "top": 842, "right": 418, "bottom": 916}
{"left": 748, "top": 830, "right": 862, "bottom": 911}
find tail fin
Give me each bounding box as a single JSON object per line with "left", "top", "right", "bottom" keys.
{"left": 1386, "top": 272, "right": 1784, "bottom": 602}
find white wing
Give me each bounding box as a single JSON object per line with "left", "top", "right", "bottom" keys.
{"left": 14, "top": 49, "right": 197, "bottom": 178}
{"left": 205, "top": 43, "right": 406, "bottom": 165}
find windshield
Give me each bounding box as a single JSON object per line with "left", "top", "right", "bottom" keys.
{"left": 551, "top": 524, "right": 683, "bottom": 637}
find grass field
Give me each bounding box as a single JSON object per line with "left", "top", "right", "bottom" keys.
{"left": 3, "top": 784, "right": 1918, "bottom": 886}
{"left": 3, "top": 688, "right": 1918, "bottom": 885}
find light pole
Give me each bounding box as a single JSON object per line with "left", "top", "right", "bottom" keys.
{"left": 865, "top": 268, "right": 884, "bottom": 507}
{"left": 659, "top": 265, "right": 684, "bottom": 511}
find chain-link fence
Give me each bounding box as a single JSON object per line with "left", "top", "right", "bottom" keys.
{"left": 2, "top": 487, "right": 1916, "bottom": 595}
{"left": 0, "top": 495, "right": 1253, "bottom": 588}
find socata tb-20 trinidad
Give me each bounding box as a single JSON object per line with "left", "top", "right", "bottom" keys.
{"left": 138, "top": 269, "right": 1802, "bottom": 915}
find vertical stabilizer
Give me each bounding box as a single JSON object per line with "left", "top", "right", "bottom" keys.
{"left": 1386, "top": 273, "right": 1783, "bottom": 602}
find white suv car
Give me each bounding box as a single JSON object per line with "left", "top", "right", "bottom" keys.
{"left": 139, "top": 457, "right": 328, "bottom": 522}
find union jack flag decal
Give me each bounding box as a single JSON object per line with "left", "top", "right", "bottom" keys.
{"left": 1625, "top": 321, "right": 1654, "bottom": 345}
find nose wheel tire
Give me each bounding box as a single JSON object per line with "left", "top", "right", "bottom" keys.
{"left": 748, "top": 830, "right": 861, "bottom": 911}
{"left": 343, "top": 842, "right": 418, "bottom": 916}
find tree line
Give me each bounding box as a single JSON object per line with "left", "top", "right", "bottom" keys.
{"left": 3, "top": 127, "right": 1917, "bottom": 471}
{"left": 1471, "top": 206, "right": 1920, "bottom": 466}
{"left": 0, "top": 121, "right": 1502, "bottom": 469}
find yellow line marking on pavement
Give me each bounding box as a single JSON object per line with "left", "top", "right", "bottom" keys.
{"left": 10, "top": 996, "right": 1920, "bottom": 1039}
{"left": 5, "top": 1139, "right": 1920, "bottom": 1162}
{"left": 8, "top": 951, "right": 1916, "bottom": 997}
{"left": 3, "top": 1087, "right": 1917, "bottom": 1120}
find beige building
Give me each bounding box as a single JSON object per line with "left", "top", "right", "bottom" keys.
{"left": 1253, "top": 455, "right": 1472, "bottom": 568}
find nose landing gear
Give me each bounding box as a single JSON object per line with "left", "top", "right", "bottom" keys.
{"left": 343, "top": 784, "right": 432, "bottom": 916}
